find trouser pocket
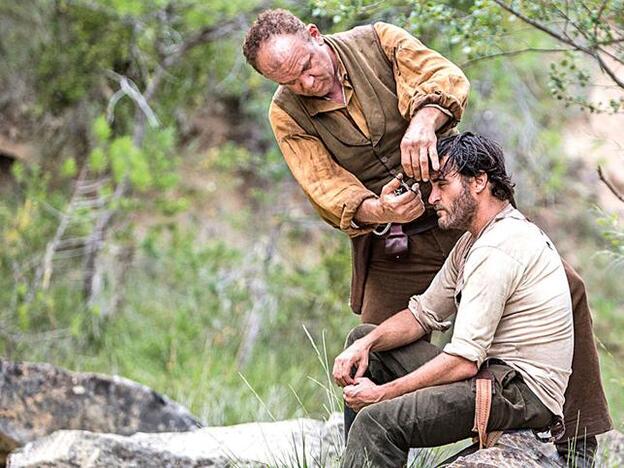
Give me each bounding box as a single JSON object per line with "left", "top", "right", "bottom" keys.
{"left": 483, "top": 364, "right": 527, "bottom": 431}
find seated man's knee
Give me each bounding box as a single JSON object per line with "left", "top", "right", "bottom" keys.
{"left": 345, "top": 324, "right": 376, "bottom": 347}
{"left": 350, "top": 403, "right": 408, "bottom": 448}
{"left": 350, "top": 404, "right": 382, "bottom": 437}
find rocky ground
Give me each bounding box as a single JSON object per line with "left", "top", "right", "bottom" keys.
{"left": 1, "top": 360, "right": 621, "bottom": 467}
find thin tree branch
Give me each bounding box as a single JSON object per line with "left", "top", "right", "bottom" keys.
{"left": 595, "top": 44, "right": 624, "bottom": 65}
{"left": 83, "top": 10, "right": 257, "bottom": 309}
{"left": 144, "top": 14, "right": 248, "bottom": 103}
{"left": 551, "top": 3, "right": 591, "bottom": 42}
{"left": 493, "top": 0, "right": 624, "bottom": 91}
{"left": 493, "top": 1, "right": 593, "bottom": 54}
{"left": 595, "top": 52, "right": 624, "bottom": 89}
{"left": 598, "top": 166, "right": 624, "bottom": 203}
{"left": 107, "top": 72, "right": 160, "bottom": 128}
{"left": 461, "top": 47, "right": 577, "bottom": 67}
{"left": 596, "top": 0, "right": 609, "bottom": 24}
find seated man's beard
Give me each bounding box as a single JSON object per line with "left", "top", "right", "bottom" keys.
{"left": 438, "top": 184, "right": 477, "bottom": 231}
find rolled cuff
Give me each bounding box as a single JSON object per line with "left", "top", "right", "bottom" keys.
{"left": 443, "top": 338, "right": 487, "bottom": 367}
{"left": 340, "top": 192, "right": 378, "bottom": 237}
{"left": 408, "top": 92, "right": 464, "bottom": 127}
{"left": 422, "top": 104, "right": 453, "bottom": 118}
{"left": 408, "top": 296, "right": 452, "bottom": 334}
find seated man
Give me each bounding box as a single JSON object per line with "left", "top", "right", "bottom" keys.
{"left": 333, "top": 132, "right": 574, "bottom": 467}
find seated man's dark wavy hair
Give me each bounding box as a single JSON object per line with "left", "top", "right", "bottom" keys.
{"left": 436, "top": 132, "right": 515, "bottom": 202}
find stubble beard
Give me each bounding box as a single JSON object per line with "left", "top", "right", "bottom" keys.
{"left": 437, "top": 183, "right": 477, "bottom": 231}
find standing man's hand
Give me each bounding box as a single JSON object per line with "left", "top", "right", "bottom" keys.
{"left": 354, "top": 177, "right": 424, "bottom": 225}
{"left": 400, "top": 107, "right": 450, "bottom": 182}
{"left": 377, "top": 177, "right": 424, "bottom": 224}
{"left": 333, "top": 340, "right": 370, "bottom": 387}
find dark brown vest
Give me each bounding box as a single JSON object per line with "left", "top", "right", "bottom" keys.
{"left": 273, "top": 24, "right": 412, "bottom": 196}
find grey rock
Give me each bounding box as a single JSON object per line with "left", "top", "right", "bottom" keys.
{"left": 446, "top": 431, "right": 562, "bottom": 467}
{"left": 597, "top": 430, "right": 624, "bottom": 467}
{"left": 7, "top": 417, "right": 344, "bottom": 467}
{"left": 5, "top": 406, "right": 621, "bottom": 468}
{"left": 446, "top": 429, "right": 623, "bottom": 467}
{"left": 0, "top": 360, "right": 202, "bottom": 462}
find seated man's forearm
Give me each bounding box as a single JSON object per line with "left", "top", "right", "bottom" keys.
{"left": 382, "top": 352, "right": 478, "bottom": 400}
{"left": 356, "top": 309, "right": 426, "bottom": 352}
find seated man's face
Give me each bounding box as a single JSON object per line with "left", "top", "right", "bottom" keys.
{"left": 429, "top": 160, "right": 477, "bottom": 231}
{"left": 256, "top": 30, "right": 336, "bottom": 97}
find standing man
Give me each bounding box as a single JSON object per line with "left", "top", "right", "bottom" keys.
{"left": 243, "top": 9, "right": 469, "bottom": 325}
{"left": 242, "top": 9, "right": 611, "bottom": 464}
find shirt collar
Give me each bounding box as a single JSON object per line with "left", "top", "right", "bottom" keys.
{"left": 473, "top": 203, "right": 522, "bottom": 241}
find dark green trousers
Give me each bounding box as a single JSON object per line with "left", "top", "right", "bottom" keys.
{"left": 342, "top": 325, "right": 555, "bottom": 468}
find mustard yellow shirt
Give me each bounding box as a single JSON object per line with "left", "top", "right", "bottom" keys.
{"left": 269, "top": 22, "right": 470, "bottom": 236}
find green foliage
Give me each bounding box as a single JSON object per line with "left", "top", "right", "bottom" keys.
{"left": 34, "top": 2, "right": 133, "bottom": 112}
{"left": 209, "top": 142, "right": 288, "bottom": 184}
{"left": 313, "top": 0, "right": 624, "bottom": 113}
{"left": 597, "top": 210, "right": 624, "bottom": 267}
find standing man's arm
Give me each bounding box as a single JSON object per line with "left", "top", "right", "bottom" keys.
{"left": 374, "top": 22, "right": 470, "bottom": 181}
{"left": 270, "top": 102, "right": 424, "bottom": 235}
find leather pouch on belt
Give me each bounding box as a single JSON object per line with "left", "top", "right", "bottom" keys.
{"left": 384, "top": 224, "right": 408, "bottom": 260}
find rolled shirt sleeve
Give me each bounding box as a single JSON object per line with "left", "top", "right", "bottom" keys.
{"left": 269, "top": 102, "right": 377, "bottom": 237}
{"left": 408, "top": 240, "right": 463, "bottom": 332}
{"left": 373, "top": 22, "right": 470, "bottom": 126}
{"left": 443, "top": 246, "right": 523, "bottom": 367}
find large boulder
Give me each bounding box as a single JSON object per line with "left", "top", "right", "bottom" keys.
{"left": 0, "top": 360, "right": 202, "bottom": 462}
{"left": 439, "top": 430, "right": 622, "bottom": 467}
{"left": 7, "top": 412, "right": 622, "bottom": 468}
{"left": 7, "top": 415, "right": 344, "bottom": 467}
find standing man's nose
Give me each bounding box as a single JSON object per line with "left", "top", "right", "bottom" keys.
{"left": 301, "top": 74, "right": 314, "bottom": 89}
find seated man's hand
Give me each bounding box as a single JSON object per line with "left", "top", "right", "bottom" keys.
{"left": 343, "top": 377, "right": 385, "bottom": 412}
{"left": 333, "top": 342, "right": 370, "bottom": 387}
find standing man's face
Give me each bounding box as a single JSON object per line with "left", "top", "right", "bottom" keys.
{"left": 429, "top": 162, "right": 478, "bottom": 231}
{"left": 256, "top": 25, "right": 337, "bottom": 97}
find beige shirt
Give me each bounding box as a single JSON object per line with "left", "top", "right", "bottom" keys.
{"left": 269, "top": 22, "right": 470, "bottom": 236}
{"left": 409, "top": 205, "right": 574, "bottom": 416}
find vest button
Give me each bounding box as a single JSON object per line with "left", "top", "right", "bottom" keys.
{"left": 381, "top": 156, "right": 388, "bottom": 163}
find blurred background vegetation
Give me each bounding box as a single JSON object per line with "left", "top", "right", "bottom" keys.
{"left": 0, "top": 0, "right": 622, "bottom": 431}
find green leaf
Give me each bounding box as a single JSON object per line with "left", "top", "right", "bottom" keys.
{"left": 17, "top": 303, "right": 30, "bottom": 332}
{"left": 93, "top": 115, "right": 111, "bottom": 143}
{"left": 61, "top": 157, "right": 78, "bottom": 178}
{"left": 89, "top": 147, "right": 108, "bottom": 172}
{"left": 109, "top": 136, "right": 134, "bottom": 182}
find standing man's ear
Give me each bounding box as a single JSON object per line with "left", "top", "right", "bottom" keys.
{"left": 307, "top": 24, "right": 323, "bottom": 42}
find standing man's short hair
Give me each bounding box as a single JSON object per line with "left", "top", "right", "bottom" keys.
{"left": 436, "top": 132, "right": 515, "bottom": 202}
{"left": 242, "top": 9, "right": 309, "bottom": 72}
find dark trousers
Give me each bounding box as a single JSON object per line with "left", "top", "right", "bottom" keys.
{"left": 342, "top": 325, "right": 554, "bottom": 468}
{"left": 355, "top": 228, "right": 612, "bottom": 442}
